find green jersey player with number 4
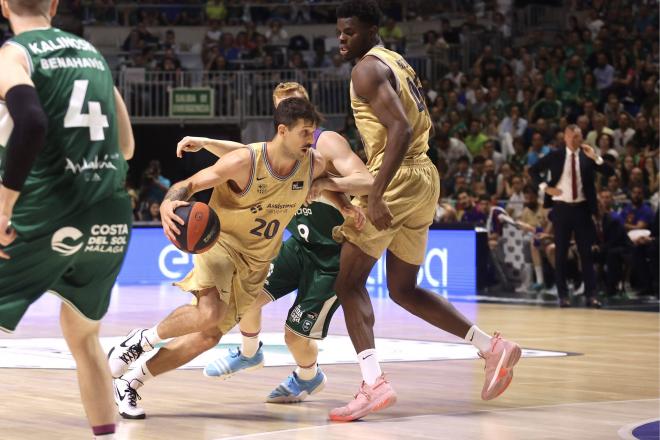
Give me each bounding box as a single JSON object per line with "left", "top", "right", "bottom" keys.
{"left": 0, "top": 0, "right": 134, "bottom": 437}
{"left": 177, "top": 82, "right": 373, "bottom": 404}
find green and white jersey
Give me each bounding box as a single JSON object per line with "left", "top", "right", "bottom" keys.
{"left": 0, "top": 27, "right": 127, "bottom": 239}
{"left": 285, "top": 128, "right": 344, "bottom": 247}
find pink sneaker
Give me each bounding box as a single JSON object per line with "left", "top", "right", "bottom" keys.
{"left": 479, "top": 332, "right": 521, "bottom": 400}
{"left": 328, "top": 374, "right": 397, "bottom": 422}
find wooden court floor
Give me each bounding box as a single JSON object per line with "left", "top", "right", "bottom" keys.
{"left": 0, "top": 285, "right": 658, "bottom": 440}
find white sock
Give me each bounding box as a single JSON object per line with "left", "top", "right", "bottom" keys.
{"left": 142, "top": 326, "right": 162, "bottom": 351}
{"left": 123, "top": 361, "right": 153, "bottom": 390}
{"left": 241, "top": 333, "right": 260, "bottom": 358}
{"left": 534, "top": 266, "right": 544, "bottom": 284}
{"left": 295, "top": 364, "right": 318, "bottom": 381}
{"left": 465, "top": 325, "right": 492, "bottom": 353}
{"left": 357, "top": 349, "right": 382, "bottom": 385}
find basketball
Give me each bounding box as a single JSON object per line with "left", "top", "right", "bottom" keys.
{"left": 171, "top": 202, "right": 220, "bottom": 254}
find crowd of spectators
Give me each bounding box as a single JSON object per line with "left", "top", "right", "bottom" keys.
{"left": 425, "top": 2, "right": 658, "bottom": 299}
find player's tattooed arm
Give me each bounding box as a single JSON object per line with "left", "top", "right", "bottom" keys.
{"left": 164, "top": 182, "right": 193, "bottom": 202}
{"left": 176, "top": 136, "right": 246, "bottom": 158}
{"left": 161, "top": 149, "right": 251, "bottom": 241}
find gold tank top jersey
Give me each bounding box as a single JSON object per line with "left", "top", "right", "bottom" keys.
{"left": 350, "top": 46, "right": 432, "bottom": 172}
{"left": 209, "top": 142, "right": 314, "bottom": 264}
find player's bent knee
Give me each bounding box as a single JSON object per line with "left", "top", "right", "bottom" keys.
{"left": 284, "top": 328, "right": 306, "bottom": 346}
{"left": 199, "top": 328, "right": 222, "bottom": 351}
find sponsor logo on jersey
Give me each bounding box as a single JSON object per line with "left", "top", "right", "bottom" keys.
{"left": 51, "top": 226, "right": 84, "bottom": 256}
{"left": 84, "top": 224, "right": 129, "bottom": 254}
{"left": 292, "top": 181, "right": 304, "bottom": 190}
{"left": 289, "top": 305, "right": 303, "bottom": 324}
{"left": 250, "top": 204, "right": 263, "bottom": 214}
{"left": 257, "top": 183, "right": 267, "bottom": 194}
{"left": 64, "top": 154, "right": 118, "bottom": 175}
{"left": 296, "top": 207, "right": 312, "bottom": 216}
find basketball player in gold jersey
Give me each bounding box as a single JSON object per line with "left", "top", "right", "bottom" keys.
{"left": 329, "top": 0, "right": 522, "bottom": 421}
{"left": 176, "top": 82, "right": 373, "bottom": 403}
{"left": 106, "top": 98, "right": 359, "bottom": 419}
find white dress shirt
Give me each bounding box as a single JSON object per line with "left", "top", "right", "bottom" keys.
{"left": 553, "top": 148, "right": 586, "bottom": 203}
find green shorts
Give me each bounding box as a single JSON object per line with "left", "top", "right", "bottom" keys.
{"left": 263, "top": 237, "right": 340, "bottom": 340}
{"left": 0, "top": 193, "right": 132, "bottom": 332}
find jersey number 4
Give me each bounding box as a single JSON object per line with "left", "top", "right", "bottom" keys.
{"left": 64, "top": 79, "right": 109, "bottom": 141}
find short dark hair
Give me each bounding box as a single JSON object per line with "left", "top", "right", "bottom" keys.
{"left": 472, "top": 156, "right": 486, "bottom": 165}
{"left": 336, "top": 0, "right": 381, "bottom": 27}
{"left": 273, "top": 97, "right": 321, "bottom": 130}
{"left": 8, "top": 0, "right": 50, "bottom": 15}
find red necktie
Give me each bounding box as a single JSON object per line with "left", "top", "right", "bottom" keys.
{"left": 571, "top": 152, "right": 577, "bottom": 200}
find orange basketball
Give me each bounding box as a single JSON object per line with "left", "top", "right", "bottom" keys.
{"left": 171, "top": 202, "right": 220, "bottom": 254}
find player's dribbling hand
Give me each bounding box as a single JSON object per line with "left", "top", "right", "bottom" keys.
{"left": 160, "top": 199, "right": 189, "bottom": 242}
{"left": 367, "top": 195, "right": 393, "bottom": 230}
{"left": 176, "top": 136, "right": 206, "bottom": 158}
{"left": 341, "top": 205, "right": 366, "bottom": 231}
{"left": 0, "top": 214, "right": 16, "bottom": 259}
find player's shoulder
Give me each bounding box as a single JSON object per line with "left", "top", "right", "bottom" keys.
{"left": 316, "top": 130, "right": 350, "bottom": 153}
{"left": 220, "top": 144, "right": 254, "bottom": 167}
{"left": 0, "top": 41, "right": 28, "bottom": 66}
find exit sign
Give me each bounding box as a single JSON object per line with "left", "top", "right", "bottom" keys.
{"left": 170, "top": 88, "right": 214, "bottom": 118}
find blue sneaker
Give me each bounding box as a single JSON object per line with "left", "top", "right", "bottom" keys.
{"left": 266, "top": 368, "right": 327, "bottom": 403}
{"left": 203, "top": 342, "right": 264, "bottom": 379}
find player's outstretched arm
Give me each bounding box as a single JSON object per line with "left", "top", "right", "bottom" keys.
{"left": 160, "top": 147, "right": 252, "bottom": 241}
{"left": 0, "top": 45, "right": 48, "bottom": 258}
{"left": 114, "top": 87, "right": 134, "bottom": 160}
{"left": 176, "top": 136, "right": 246, "bottom": 158}
{"left": 352, "top": 57, "right": 412, "bottom": 230}
{"left": 313, "top": 130, "right": 373, "bottom": 196}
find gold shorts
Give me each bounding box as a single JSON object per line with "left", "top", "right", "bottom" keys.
{"left": 174, "top": 240, "right": 270, "bottom": 334}
{"left": 334, "top": 157, "right": 440, "bottom": 266}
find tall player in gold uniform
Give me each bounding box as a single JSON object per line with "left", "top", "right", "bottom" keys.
{"left": 329, "top": 0, "right": 522, "bottom": 421}
{"left": 106, "top": 98, "right": 361, "bottom": 419}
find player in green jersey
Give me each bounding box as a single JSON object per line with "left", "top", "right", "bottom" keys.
{"left": 177, "top": 82, "right": 373, "bottom": 403}
{"left": 0, "top": 1, "right": 134, "bottom": 437}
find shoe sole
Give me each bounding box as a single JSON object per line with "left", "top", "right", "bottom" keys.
{"left": 203, "top": 359, "right": 265, "bottom": 380}
{"left": 266, "top": 374, "right": 327, "bottom": 404}
{"left": 482, "top": 344, "right": 522, "bottom": 400}
{"left": 119, "top": 411, "right": 146, "bottom": 420}
{"left": 108, "top": 328, "right": 142, "bottom": 379}
{"left": 328, "top": 390, "right": 398, "bottom": 422}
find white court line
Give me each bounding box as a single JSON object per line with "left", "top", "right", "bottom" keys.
{"left": 617, "top": 417, "right": 660, "bottom": 440}
{"left": 213, "top": 398, "right": 660, "bottom": 440}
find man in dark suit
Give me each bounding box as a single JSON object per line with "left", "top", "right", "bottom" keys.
{"left": 529, "top": 125, "right": 614, "bottom": 307}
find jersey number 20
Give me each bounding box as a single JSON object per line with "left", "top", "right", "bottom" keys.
{"left": 64, "top": 79, "right": 109, "bottom": 141}
{"left": 250, "top": 218, "right": 281, "bottom": 239}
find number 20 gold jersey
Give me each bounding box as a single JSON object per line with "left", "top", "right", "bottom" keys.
{"left": 209, "top": 142, "right": 314, "bottom": 264}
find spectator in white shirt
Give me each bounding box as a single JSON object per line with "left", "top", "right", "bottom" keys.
{"left": 265, "top": 20, "right": 288, "bottom": 45}
{"left": 593, "top": 52, "right": 615, "bottom": 91}
{"left": 499, "top": 105, "right": 528, "bottom": 139}
{"left": 506, "top": 174, "right": 525, "bottom": 218}
{"left": 613, "top": 112, "right": 636, "bottom": 152}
